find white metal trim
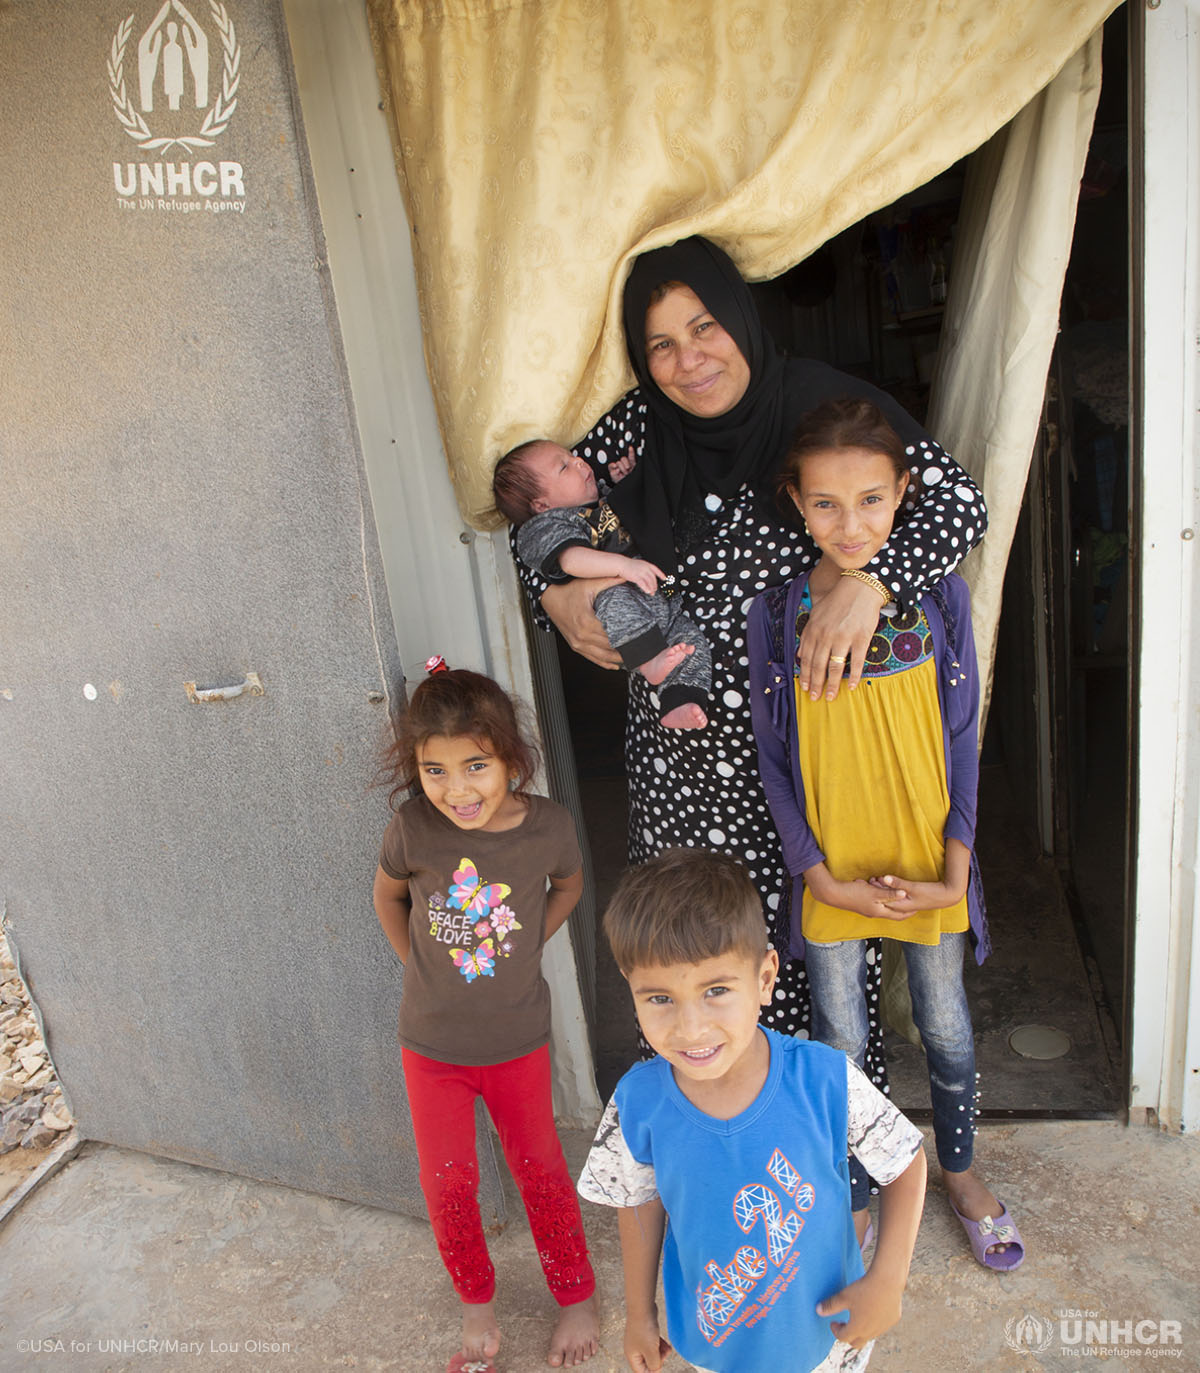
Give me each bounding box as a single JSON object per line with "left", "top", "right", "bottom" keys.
{"left": 279, "top": 0, "right": 600, "bottom": 1121}
{"left": 1134, "top": 0, "right": 1200, "bottom": 1129}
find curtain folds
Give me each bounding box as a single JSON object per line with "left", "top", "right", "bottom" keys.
{"left": 369, "top": 0, "right": 1117, "bottom": 526}
{"left": 926, "top": 33, "right": 1104, "bottom": 721}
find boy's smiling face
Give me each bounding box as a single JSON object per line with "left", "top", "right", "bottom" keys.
{"left": 627, "top": 948, "right": 779, "bottom": 1112}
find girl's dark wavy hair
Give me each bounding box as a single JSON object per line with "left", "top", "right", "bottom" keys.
{"left": 378, "top": 669, "right": 539, "bottom": 810}
{"left": 774, "top": 396, "right": 909, "bottom": 521}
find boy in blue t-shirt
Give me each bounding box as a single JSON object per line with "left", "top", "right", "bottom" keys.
{"left": 579, "top": 849, "right": 927, "bottom": 1373}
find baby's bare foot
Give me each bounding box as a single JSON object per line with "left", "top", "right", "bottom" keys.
{"left": 638, "top": 640, "right": 693, "bottom": 686}
{"left": 547, "top": 1295, "right": 599, "bottom": 1367}
{"left": 459, "top": 1299, "right": 501, "bottom": 1366}
{"left": 660, "top": 702, "right": 707, "bottom": 730}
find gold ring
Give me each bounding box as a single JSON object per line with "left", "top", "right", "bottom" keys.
{"left": 828, "top": 655, "right": 847, "bottom": 665}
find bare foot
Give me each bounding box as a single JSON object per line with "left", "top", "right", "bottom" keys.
{"left": 660, "top": 703, "right": 707, "bottom": 730}
{"left": 637, "top": 640, "right": 693, "bottom": 687}
{"left": 547, "top": 1295, "right": 599, "bottom": 1367}
{"left": 460, "top": 1299, "right": 501, "bottom": 1365}
{"left": 944, "top": 1167, "right": 1015, "bottom": 1258}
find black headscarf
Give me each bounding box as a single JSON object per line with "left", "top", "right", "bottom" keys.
{"left": 606, "top": 235, "right": 926, "bottom": 573}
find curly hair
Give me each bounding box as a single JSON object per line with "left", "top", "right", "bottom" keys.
{"left": 378, "top": 669, "right": 539, "bottom": 809}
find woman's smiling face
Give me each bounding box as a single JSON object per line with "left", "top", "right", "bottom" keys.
{"left": 644, "top": 285, "right": 752, "bottom": 418}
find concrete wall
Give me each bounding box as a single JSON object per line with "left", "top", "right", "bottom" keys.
{"left": 0, "top": 0, "right": 500, "bottom": 1216}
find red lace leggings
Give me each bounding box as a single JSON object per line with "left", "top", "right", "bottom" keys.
{"left": 402, "top": 1045, "right": 596, "bottom": 1307}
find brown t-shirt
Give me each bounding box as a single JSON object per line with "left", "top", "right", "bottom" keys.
{"left": 378, "top": 793, "right": 582, "bottom": 1066}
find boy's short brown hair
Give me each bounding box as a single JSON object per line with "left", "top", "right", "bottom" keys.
{"left": 602, "top": 848, "right": 767, "bottom": 973}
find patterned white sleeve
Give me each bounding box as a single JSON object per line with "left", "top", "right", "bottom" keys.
{"left": 576, "top": 1096, "right": 659, "bottom": 1208}
{"left": 845, "top": 1060, "right": 924, "bottom": 1185}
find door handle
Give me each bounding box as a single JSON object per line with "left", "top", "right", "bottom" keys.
{"left": 184, "top": 671, "right": 264, "bottom": 704}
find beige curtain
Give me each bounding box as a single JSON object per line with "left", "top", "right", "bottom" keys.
{"left": 926, "top": 34, "right": 1104, "bottom": 720}
{"left": 879, "top": 40, "right": 1103, "bottom": 1036}
{"left": 369, "top": 0, "right": 1118, "bottom": 527}
{"left": 928, "top": 32, "right": 1103, "bottom": 719}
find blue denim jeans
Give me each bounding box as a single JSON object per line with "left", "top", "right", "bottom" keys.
{"left": 805, "top": 931, "right": 976, "bottom": 1210}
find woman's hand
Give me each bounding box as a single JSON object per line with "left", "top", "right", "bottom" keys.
{"left": 541, "top": 579, "right": 623, "bottom": 669}
{"left": 797, "top": 576, "right": 887, "bottom": 700}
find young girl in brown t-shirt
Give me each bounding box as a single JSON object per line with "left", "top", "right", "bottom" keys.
{"left": 373, "top": 663, "right": 598, "bottom": 1372}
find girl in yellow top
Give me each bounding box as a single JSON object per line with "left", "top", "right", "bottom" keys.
{"left": 749, "top": 398, "right": 1023, "bottom": 1272}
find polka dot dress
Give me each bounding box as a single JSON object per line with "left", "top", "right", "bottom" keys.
{"left": 517, "top": 392, "right": 986, "bottom": 1088}
{"left": 621, "top": 482, "right": 865, "bottom": 1049}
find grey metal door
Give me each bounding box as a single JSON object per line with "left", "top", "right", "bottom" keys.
{"left": 0, "top": 0, "right": 502, "bottom": 1221}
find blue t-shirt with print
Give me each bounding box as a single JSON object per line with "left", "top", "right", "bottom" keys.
{"left": 613, "top": 1030, "right": 864, "bottom": 1373}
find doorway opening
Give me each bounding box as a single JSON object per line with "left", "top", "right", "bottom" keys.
{"left": 561, "top": 10, "right": 1129, "bottom": 1114}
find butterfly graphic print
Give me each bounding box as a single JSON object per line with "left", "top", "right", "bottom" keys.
{"left": 447, "top": 858, "right": 512, "bottom": 917}
{"left": 450, "top": 939, "right": 496, "bottom": 982}
{"left": 439, "top": 858, "right": 521, "bottom": 980}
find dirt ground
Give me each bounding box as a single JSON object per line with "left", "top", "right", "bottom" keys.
{"left": 0, "top": 1117, "right": 1197, "bottom": 1372}
{"left": 0, "top": 1146, "right": 51, "bottom": 1201}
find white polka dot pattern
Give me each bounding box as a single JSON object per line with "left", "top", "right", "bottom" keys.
{"left": 512, "top": 391, "right": 986, "bottom": 1072}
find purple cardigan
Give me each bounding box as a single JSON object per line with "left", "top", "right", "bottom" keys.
{"left": 747, "top": 571, "right": 991, "bottom": 965}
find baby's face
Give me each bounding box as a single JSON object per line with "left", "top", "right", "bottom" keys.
{"left": 528, "top": 443, "right": 598, "bottom": 512}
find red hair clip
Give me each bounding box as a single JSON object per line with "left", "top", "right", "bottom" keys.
{"left": 424, "top": 654, "right": 449, "bottom": 674}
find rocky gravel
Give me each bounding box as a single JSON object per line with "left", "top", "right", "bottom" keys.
{"left": 0, "top": 931, "right": 73, "bottom": 1154}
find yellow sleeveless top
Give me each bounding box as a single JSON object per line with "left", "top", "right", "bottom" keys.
{"left": 797, "top": 611, "right": 968, "bottom": 946}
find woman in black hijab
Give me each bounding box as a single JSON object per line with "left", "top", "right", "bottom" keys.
{"left": 614, "top": 236, "right": 929, "bottom": 575}
{"left": 518, "top": 235, "right": 986, "bottom": 1068}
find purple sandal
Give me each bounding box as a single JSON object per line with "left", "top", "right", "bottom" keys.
{"left": 950, "top": 1199, "right": 1025, "bottom": 1271}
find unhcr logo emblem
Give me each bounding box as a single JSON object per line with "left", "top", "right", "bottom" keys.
{"left": 1004, "top": 1310, "right": 1185, "bottom": 1357}
{"left": 1004, "top": 1313, "right": 1055, "bottom": 1353}
{"left": 108, "top": 2, "right": 240, "bottom": 154}
{"left": 108, "top": 2, "right": 246, "bottom": 213}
